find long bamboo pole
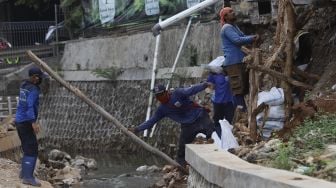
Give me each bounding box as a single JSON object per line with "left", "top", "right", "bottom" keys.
{"left": 26, "top": 50, "right": 186, "bottom": 173}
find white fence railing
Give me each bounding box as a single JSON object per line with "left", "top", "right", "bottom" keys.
{"left": 0, "top": 96, "right": 18, "bottom": 119}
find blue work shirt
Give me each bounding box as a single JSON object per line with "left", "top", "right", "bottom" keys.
{"left": 15, "top": 81, "right": 40, "bottom": 123}
{"left": 136, "top": 83, "right": 208, "bottom": 132}
{"left": 207, "top": 73, "right": 233, "bottom": 104}
{"left": 221, "top": 24, "right": 254, "bottom": 66}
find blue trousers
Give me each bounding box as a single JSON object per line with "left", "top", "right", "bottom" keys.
{"left": 177, "top": 111, "right": 214, "bottom": 166}
{"left": 16, "top": 122, "right": 38, "bottom": 157}
{"left": 213, "top": 101, "right": 235, "bottom": 138}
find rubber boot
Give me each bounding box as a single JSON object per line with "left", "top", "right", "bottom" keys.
{"left": 21, "top": 155, "right": 41, "bottom": 187}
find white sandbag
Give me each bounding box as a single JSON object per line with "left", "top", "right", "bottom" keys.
{"left": 221, "top": 119, "right": 239, "bottom": 150}
{"left": 257, "top": 105, "right": 285, "bottom": 124}
{"left": 257, "top": 87, "right": 284, "bottom": 106}
{"left": 211, "top": 131, "right": 222, "bottom": 149}
{"left": 211, "top": 119, "right": 239, "bottom": 151}
{"left": 260, "top": 121, "right": 284, "bottom": 139}
{"left": 204, "top": 56, "right": 225, "bottom": 74}
{"left": 209, "top": 56, "right": 225, "bottom": 67}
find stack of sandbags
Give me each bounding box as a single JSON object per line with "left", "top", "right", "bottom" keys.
{"left": 257, "top": 87, "right": 285, "bottom": 139}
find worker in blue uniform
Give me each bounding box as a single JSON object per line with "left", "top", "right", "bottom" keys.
{"left": 129, "top": 83, "right": 214, "bottom": 167}
{"left": 15, "top": 67, "right": 48, "bottom": 187}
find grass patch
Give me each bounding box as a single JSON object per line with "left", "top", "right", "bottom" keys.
{"left": 272, "top": 143, "right": 293, "bottom": 170}
{"left": 271, "top": 114, "right": 336, "bottom": 174}
{"left": 290, "top": 114, "right": 336, "bottom": 156}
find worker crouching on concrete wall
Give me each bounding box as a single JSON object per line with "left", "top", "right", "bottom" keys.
{"left": 15, "top": 67, "right": 48, "bottom": 187}
{"left": 129, "top": 83, "right": 214, "bottom": 167}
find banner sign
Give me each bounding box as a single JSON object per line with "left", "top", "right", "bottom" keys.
{"left": 187, "top": 0, "right": 200, "bottom": 8}
{"left": 82, "top": 0, "right": 216, "bottom": 28}
{"left": 145, "top": 0, "right": 160, "bottom": 16}
{"left": 99, "top": 0, "right": 115, "bottom": 24}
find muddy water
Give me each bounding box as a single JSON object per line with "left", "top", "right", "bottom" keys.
{"left": 79, "top": 153, "right": 164, "bottom": 188}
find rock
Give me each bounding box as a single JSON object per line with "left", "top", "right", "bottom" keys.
{"left": 163, "top": 172, "right": 174, "bottom": 182}
{"left": 118, "top": 173, "right": 131, "bottom": 178}
{"left": 136, "top": 165, "right": 148, "bottom": 172}
{"left": 48, "top": 159, "right": 66, "bottom": 169}
{"left": 154, "top": 179, "right": 166, "bottom": 188}
{"left": 48, "top": 149, "right": 66, "bottom": 161}
{"left": 162, "top": 165, "right": 174, "bottom": 173}
{"left": 73, "top": 158, "right": 85, "bottom": 166}
{"left": 53, "top": 166, "right": 81, "bottom": 185}
{"left": 168, "top": 178, "right": 175, "bottom": 188}
{"left": 237, "top": 147, "right": 251, "bottom": 158}
{"left": 85, "top": 158, "right": 97, "bottom": 170}
{"left": 259, "top": 139, "right": 281, "bottom": 153}
{"left": 246, "top": 153, "right": 257, "bottom": 163}
{"left": 148, "top": 165, "right": 160, "bottom": 173}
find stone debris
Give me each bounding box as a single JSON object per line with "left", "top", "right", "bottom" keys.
{"left": 152, "top": 165, "right": 187, "bottom": 188}
{"left": 136, "top": 165, "right": 160, "bottom": 173}
{"left": 35, "top": 149, "right": 97, "bottom": 187}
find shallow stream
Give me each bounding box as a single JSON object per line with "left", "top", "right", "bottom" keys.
{"left": 78, "top": 153, "right": 164, "bottom": 188}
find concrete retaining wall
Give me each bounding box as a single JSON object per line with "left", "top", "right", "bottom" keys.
{"left": 39, "top": 75, "right": 207, "bottom": 154}
{"left": 186, "top": 144, "right": 336, "bottom": 188}
{"left": 60, "top": 21, "right": 222, "bottom": 71}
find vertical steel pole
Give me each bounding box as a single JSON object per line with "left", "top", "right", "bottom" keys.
{"left": 166, "top": 16, "right": 194, "bottom": 90}
{"left": 144, "top": 18, "right": 162, "bottom": 137}
{"left": 55, "top": 4, "right": 60, "bottom": 63}
{"left": 7, "top": 96, "right": 12, "bottom": 115}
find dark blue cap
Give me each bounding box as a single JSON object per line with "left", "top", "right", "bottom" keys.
{"left": 152, "top": 84, "right": 166, "bottom": 95}
{"left": 28, "top": 67, "right": 48, "bottom": 78}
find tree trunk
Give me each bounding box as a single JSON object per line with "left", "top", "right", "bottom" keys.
{"left": 26, "top": 51, "right": 187, "bottom": 173}
{"left": 275, "top": 0, "right": 285, "bottom": 46}
{"left": 283, "top": 0, "right": 296, "bottom": 127}
{"left": 248, "top": 49, "right": 260, "bottom": 142}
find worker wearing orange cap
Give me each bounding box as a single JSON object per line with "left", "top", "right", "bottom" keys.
{"left": 219, "top": 7, "right": 259, "bottom": 111}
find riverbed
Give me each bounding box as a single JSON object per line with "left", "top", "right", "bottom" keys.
{"left": 78, "top": 153, "right": 164, "bottom": 188}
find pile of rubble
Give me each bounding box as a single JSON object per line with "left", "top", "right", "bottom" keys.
{"left": 37, "top": 149, "right": 97, "bottom": 187}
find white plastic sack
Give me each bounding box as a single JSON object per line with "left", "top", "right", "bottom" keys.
{"left": 260, "top": 121, "right": 284, "bottom": 139}
{"left": 211, "top": 119, "right": 239, "bottom": 151}
{"left": 257, "top": 87, "right": 284, "bottom": 106}
{"left": 257, "top": 105, "right": 285, "bottom": 124}
{"left": 204, "top": 56, "right": 225, "bottom": 74}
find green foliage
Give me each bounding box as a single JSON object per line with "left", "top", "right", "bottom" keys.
{"left": 290, "top": 114, "right": 336, "bottom": 154}
{"left": 159, "top": 0, "right": 185, "bottom": 14}
{"left": 60, "top": 0, "right": 84, "bottom": 35}
{"left": 92, "top": 67, "right": 123, "bottom": 80}
{"left": 15, "top": 0, "right": 49, "bottom": 10}
{"left": 272, "top": 143, "right": 293, "bottom": 170}
{"left": 60, "top": 0, "right": 77, "bottom": 8}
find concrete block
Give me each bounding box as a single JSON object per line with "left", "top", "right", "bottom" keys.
{"left": 186, "top": 144, "right": 336, "bottom": 188}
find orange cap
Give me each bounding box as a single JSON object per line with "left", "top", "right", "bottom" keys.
{"left": 219, "top": 7, "right": 233, "bottom": 26}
